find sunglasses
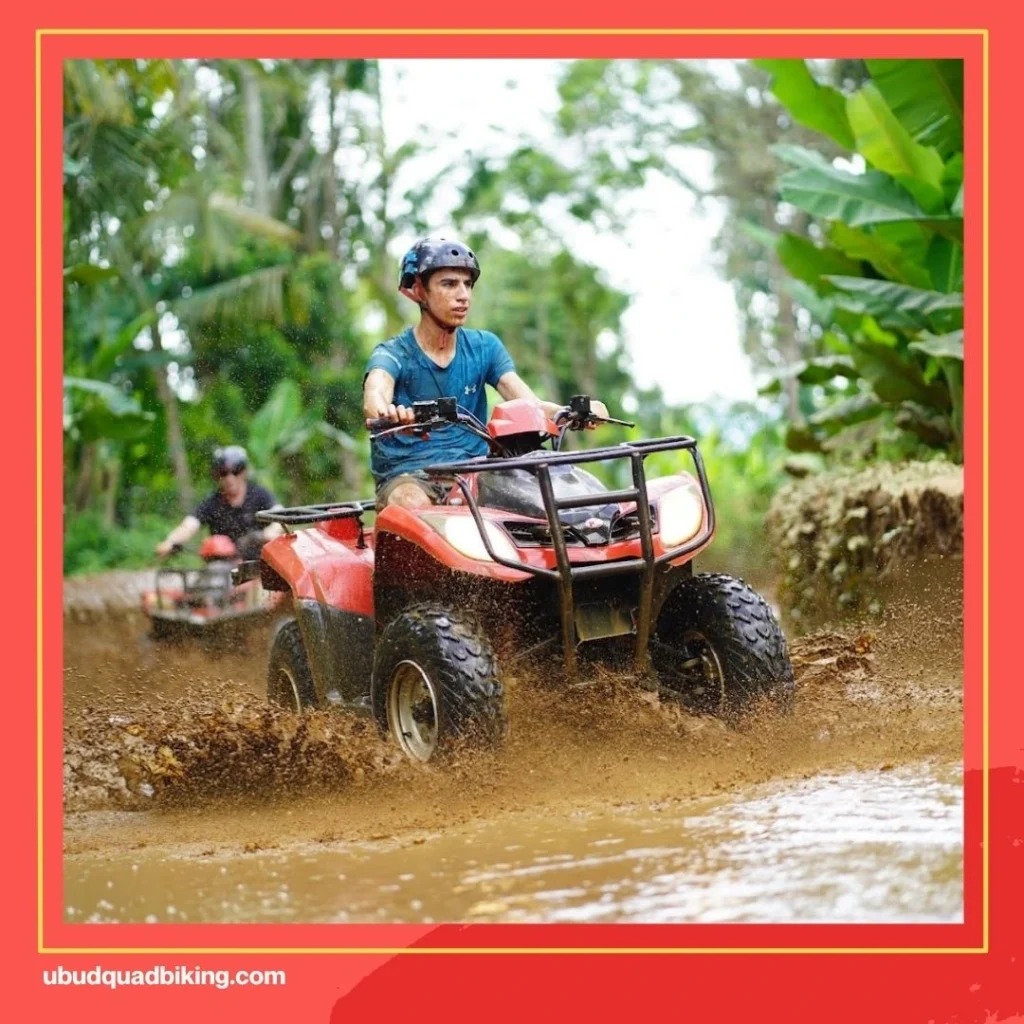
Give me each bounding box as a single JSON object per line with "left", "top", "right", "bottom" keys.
{"left": 218, "top": 466, "right": 246, "bottom": 478}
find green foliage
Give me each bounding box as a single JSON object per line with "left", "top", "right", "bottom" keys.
{"left": 845, "top": 84, "right": 944, "bottom": 208}
{"left": 864, "top": 60, "right": 963, "bottom": 159}
{"left": 64, "top": 58, "right": 658, "bottom": 561}
{"left": 758, "top": 59, "right": 964, "bottom": 461}
{"left": 753, "top": 59, "right": 855, "bottom": 149}
{"left": 777, "top": 158, "right": 954, "bottom": 230}
{"left": 64, "top": 377, "right": 155, "bottom": 443}
{"left": 64, "top": 511, "right": 178, "bottom": 575}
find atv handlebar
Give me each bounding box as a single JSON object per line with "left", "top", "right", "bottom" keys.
{"left": 368, "top": 397, "right": 496, "bottom": 449}
{"left": 367, "top": 395, "right": 632, "bottom": 452}
{"left": 555, "top": 394, "right": 635, "bottom": 431}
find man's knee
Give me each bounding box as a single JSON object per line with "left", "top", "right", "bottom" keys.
{"left": 385, "top": 481, "right": 434, "bottom": 509}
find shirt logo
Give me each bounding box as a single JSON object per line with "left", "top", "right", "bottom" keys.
{"left": 464, "top": 384, "right": 478, "bottom": 396}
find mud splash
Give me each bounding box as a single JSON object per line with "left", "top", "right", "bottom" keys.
{"left": 64, "top": 622, "right": 957, "bottom": 821}
{"left": 64, "top": 689, "right": 400, "bottom": 812}
{"left": 62, "top": 572, "right": 963, "bottom": 924}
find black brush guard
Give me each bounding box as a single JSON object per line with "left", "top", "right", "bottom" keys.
{"left": 251, "top": 440, "right": 713, "bottom": 680}
{"left": 426, "top": 436, "right": 715, "bottom": 678}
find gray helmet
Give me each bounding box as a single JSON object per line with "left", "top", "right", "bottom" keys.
{"left": 399, "top": 237, "right": 480, "bottom": 291}
{"left": 212, "top": 445, "right": 248, "bottom": 477}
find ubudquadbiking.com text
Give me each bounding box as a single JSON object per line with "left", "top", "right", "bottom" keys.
{"left": 42, "top": 965, "right": 286, "bottom": 990}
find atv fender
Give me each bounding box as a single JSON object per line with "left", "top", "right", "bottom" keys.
{"left": 260, "top": 528, "right": 375, "bottom": 708}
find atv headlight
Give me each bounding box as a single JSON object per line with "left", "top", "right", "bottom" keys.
{"left": 422, "top": 514, "right": 520, "bottom": 563}
{"left": 658, "top": 485, "right": 705, "bottom": 547}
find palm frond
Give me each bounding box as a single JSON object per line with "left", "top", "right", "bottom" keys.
{"left": 208, "top": 192, "right": 303, "bottom": 245}
{"left": 172, "top": 264, "right": 289, "bottom": 325}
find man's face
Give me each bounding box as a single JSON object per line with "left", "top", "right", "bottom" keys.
{"left": 419, "top": 268, "right": 474, "bottom": 327}
{"left": 218, "top": 465, "right": 247, "bottom": 501}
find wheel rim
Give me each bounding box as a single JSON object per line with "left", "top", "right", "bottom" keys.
{"left": 276, "top": 665, "right": 303, "bottom": 712}
{"left": 681, "top": 630, "right": 726, "bottom": 712}
{"left": 387, "top": 660, "right": 439, "bottom": 762}
{"left": 651, "top": 629, "right": 727, "bottom": 712}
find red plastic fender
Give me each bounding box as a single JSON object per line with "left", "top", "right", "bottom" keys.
{"left": 261, "top": 526, "right": 375, "bottom": 616}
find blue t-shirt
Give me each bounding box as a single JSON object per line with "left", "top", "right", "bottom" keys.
{"left": 365, "top": 327, "right": 516, "bottom": 483}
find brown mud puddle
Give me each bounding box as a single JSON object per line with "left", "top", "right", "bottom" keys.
{"left": 62, "top": 592, "right": 964, "bottom": 924}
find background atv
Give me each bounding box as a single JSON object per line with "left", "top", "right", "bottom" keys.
{"left": 141, "top": 533, "right": 284, "bottom": 642}
{"left": 253, "top": 396, "right": 793, "bottom": 762}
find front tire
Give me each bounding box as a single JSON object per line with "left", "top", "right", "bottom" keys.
{"left": 267, "top": 619, "right": 319, "bottom": 711}
{"left": 149, "top": 616, "right": 178, "bottom": 642}
{"left": 372, "top": 604, "right": 507, "bottom": 762}
{"left": 650, "top": 573, "right": 794, "bottom": 718}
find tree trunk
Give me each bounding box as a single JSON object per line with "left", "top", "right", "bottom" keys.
{"left": 303, "top": 157, "right": 321, "bottom": 252}
{"left": 534, "top": 294, "right": 560, "bottom": 402}
{"left": 372, "top": 69, "right": 404, "bottom": 338}
{"left": 101, "top": 447, "right": 121, "bottom": 527}
{"left": 563, "top": 330, "right": 596, "bottom": 452}
{"left": 774, "top": 266, "right": 801, "bottom": 421}
{"left": 241, "top": 62, "right": 271, "bottom": 216}
{"left": 72, "top": 442, "right": 98, "bottom": 512}
{"left": 773, "top": 209, "right": 812, "bottom": 421}
{"left": 340, "top": 451, "right": 363, "bottom": 496}
{"left": 323, "top": 73, "right": 341, "bottom": 256}
{"left": 152, "top": 325, "right": 194, "bottom": 513}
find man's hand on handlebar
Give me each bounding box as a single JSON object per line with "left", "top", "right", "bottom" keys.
{"left": 365, "top": 402, "right": 416, "bottom": 432}
{"left": 155, "top": 540, "right": 182, "bottom": 559}
{"left": 555, "top": 396, "right": 631, "bottom": 432}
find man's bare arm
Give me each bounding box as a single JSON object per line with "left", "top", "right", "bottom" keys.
{"left": 155, "top": 515, "right": 201, "bottom": 557}
{"left": 363, "top": 368, "right": 415, "bottom": 425}
{"left": 496, "top": 372, "right": 608, "bottom": 420}
{"left": 495, "top": 372, "right": 563, "bottom": 418}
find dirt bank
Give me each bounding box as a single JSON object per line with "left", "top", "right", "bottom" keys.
{"left": 765, "top": 460, "right": 963, "bottom": 629}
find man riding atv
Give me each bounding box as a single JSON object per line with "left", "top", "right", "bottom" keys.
{"left": 362, "top": 236, "right": 609, "bottom": 508}
{"left": 250, "top": 237, "right": 793, "bottom": 763}
{"left": 155, "top": 446, "right": 284, "bottom": 561}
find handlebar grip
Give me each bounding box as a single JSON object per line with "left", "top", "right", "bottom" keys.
{"left": 366, "top": 417, "right": 395, "bottom": 432}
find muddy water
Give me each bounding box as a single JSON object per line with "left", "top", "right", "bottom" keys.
{"left": 63, "top": 586, "right": 964, "bottom": 925}
{"left": 65, "top": 762, "right": 962, "bottom": 924}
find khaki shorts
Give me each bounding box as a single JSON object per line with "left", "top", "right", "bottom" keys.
{"left": 376, "top": 471, "right": 457, "bottom": 510}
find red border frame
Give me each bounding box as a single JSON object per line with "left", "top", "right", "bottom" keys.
{"left": 6, "top": 2, "right": 1021, "bottom": 1020}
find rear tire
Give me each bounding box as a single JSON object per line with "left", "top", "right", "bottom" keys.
{"left": 267, "top": 619, "right": 319, "bottom": 711}
{"left": 372, "top": 604, "right": 507, "bottom": 762}
{"left": 651, "top": 573, "right": 794, "bottom": 718}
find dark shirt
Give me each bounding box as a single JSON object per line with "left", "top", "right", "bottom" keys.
{"left": 191, "top": 482, "right": 277, "bottom": 543}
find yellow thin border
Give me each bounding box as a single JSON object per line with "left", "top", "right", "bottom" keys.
{"left": 41, "top": 28, "right": 991, "bottom": 954}
{"left": 36, "top": 25, "right": 45, "bottom": 956}
{"left": 40, "top": 27, "right": 986, "bottom": 34}
{"left": 981, "top": 25, "right": 990, "bottom": 951}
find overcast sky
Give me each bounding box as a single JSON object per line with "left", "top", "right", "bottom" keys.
{"left": 377, "top": 59, "right": 758, "bottom": 407}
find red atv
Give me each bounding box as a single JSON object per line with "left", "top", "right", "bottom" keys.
{"left": 141, "top": 533, "right": 284, "bottom": 641}
{"left": 250, "top": 396, "right": 793, "bottom": 762}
